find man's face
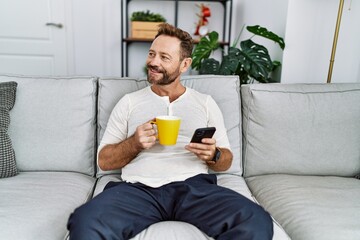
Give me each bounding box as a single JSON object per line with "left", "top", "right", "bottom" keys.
{"left": 146, "top": 35, "right": 183, "bottom": 86}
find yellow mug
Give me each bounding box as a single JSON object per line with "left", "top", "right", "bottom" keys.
{"left": 151, "top": 116, "right": 181, "bottom": 146}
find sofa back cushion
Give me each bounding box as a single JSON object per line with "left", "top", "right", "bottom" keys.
{"left": 0, "top": 75, "right": 97, "bottom": 176}
{"left": 242, "top": 83, "right": 360, "bottom": 177}
{"left": 97, "top": 75, "right": 242, "bottom": 177}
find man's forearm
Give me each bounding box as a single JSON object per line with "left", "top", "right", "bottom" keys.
{"left": 98, "top": 135, "right": 142, "bottom": 171}
{"left": 99, "top": 122, "right": 157, "bottom": 171}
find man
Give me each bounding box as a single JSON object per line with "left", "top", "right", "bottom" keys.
{"left": 67, "top": 23, "right": 273, "bottom": 240}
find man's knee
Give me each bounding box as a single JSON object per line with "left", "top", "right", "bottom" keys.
{"left": 246, "top": 204, "right": 274, "bottom": 239}
{"left": 67, "top": 203, "right": 101, "bottom": 237}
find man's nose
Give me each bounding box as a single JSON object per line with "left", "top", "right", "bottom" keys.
{"left": 148, "top": 55, "right": 160, "bottom": 66}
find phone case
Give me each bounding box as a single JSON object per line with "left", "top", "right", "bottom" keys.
{"left": 190, "top": 127, "right": 216, "bottom": 143}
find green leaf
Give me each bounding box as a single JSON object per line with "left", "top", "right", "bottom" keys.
{"left": 247, "top": 25, "right": 285, "bottom": 50}
{"left": 191, "top": 27, "right": 285, "bottom": 84}
{"left": 218, "top": 48, "right": 241, "bottom": 75}
{"left": 238, "top": 39, "right": 273, "bottom": 81}
{"left": 199, "top": 58, "right": 220, "bottom": 74}
{"left": 191, "top": 31, "right": 220, "bottom": 70}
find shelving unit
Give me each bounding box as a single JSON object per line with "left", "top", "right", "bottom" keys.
{"left": 121, "top": 0, "right": 233, "bottom": 77}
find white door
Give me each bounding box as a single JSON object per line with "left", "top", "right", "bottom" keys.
{"left": 0, "top": 0, "right": 71, "bottom": 75}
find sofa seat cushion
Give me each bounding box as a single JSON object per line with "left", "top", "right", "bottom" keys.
{"left": 94, "top": 174, "right": 290, "bottom": 240}
{"left": 0, "top": 172, "right": 96, "bottom": 240}
{"left": 246, "top": 174, "right": 360, "bottom": 240}
{"left": 132, "top": 221, "right": 212, "bottom": 240}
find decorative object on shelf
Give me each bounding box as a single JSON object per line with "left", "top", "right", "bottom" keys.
{"left": 130, "top": 10, "right": 166, "bottom": 39}
{"left": 191, "top": 25, "right": 285, "bottom": 85}
{"left": 194, "top": 4, "right": 211, "bottom": 37}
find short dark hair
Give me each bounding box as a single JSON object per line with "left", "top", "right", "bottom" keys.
{"left": 155, "top": 23, "right": 193, "bottom": 60}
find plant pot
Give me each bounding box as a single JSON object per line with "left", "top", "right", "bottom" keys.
{"left": 131, "top": 21, "right": 163, "bottom": 39}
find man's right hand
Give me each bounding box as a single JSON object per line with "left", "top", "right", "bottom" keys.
{"left": 98, "top": 121, "right": 157, "bottom": 171}
{"left": 133, "top": 121, "right": 157, "bottom": 150}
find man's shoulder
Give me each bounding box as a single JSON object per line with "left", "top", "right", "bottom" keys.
{"left": 114, "top": 86, "right": 151, "bottom": 108}
{"left": 186, "top": 87, "right": 212, "bottom": 103}
{"left": 126, "top": 86, "right": 151, "bottom": 98}
{"left": 187, "top": 87, "right": 209, "bottom": 98}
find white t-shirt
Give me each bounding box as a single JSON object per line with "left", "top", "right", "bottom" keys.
{"left": 98, "top": 86, "right": 230, "bottom": 187}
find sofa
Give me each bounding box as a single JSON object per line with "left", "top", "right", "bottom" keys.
{"left": 0, "top": 74, "right": 359, "bottom": 240}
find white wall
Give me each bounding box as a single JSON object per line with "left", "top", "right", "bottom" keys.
{"left": 281, "top": 0, "right": 360, "bottom": 83}
{"left": 231, "top": 0, "right": 289, "bottom": 81}
{"left": 232, "top": 0, "right": 288, "bottom": 60}
{"left": 70, "top": 0, "right": 121, "bottom": 76}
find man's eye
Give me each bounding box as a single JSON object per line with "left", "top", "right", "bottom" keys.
{"left": 162, "top": 56, "right": 170, "bottom": 61}
{"left": 148, "top": 52, "right": 155, "bottom": 57}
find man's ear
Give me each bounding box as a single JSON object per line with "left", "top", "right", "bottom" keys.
{"left": 180, "top": 57, "right": 193, "bottom": 73}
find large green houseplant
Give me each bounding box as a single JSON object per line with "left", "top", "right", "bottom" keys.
{"left": 191, "top": 25, "right": 285, "bottom": 84}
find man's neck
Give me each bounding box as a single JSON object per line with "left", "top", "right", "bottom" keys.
{"left": 151, "top": 82, "right": 186, "bottom": 102}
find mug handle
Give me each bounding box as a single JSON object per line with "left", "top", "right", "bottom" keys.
{"left": 149, "top": 120, "right": 158, "bottom": 139}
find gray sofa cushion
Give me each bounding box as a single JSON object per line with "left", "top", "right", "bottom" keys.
{"left": 241, "top": 83, "right": 360, "bottom": 177}
{"left": 0, "top": 75, "right": 98, "bottom": 175}
{"left": 0, "top": 81, "right": 18, "bottom": 178}
{"left": 246, "top": 174, "right": 360, "bottom": 240}
{"left": 132, "top": 221, "right": 213, "bottom": 240}
{"left": 97, "top": 75, "right": 242, "bottom": 176}
{"left": 0, "top": 172, "right": 95, "bottom": 240}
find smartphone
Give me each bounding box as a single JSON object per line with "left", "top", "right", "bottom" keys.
{"left": 190, "top": 127, "right": 216, "bottom": 143}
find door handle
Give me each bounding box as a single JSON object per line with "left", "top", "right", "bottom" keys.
{"left": 46, "top": 22, "right": 63, "bottom": 29}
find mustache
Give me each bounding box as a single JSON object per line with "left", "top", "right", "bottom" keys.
{"left": 147, "top": 64, "right": 164, "bottom": 73}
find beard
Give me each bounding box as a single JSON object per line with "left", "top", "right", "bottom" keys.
{"left": 147, "top": 64, "right": 181, "bottom": 86}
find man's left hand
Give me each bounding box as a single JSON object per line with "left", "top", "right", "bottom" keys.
{"left": 185, "top": 138, "right": 216, "bottom": 162}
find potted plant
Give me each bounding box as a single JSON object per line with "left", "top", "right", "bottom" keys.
{"left": 191, "top": 25, "right": 285, "bottom": 84}
{"left": 131, "top": 10, "right": 166, "bottom": 39}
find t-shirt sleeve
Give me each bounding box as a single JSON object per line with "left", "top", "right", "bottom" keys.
{"left": 206, "top": 96, "right": 231, "bottom": 150}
